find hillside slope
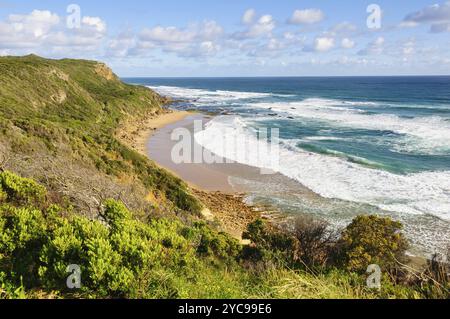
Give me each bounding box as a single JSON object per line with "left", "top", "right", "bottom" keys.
{"left": 0, "top": 55, "right": 445, "bottom": 299}
{"left": 0, "top": 54, "right": 201, "bottom": 217}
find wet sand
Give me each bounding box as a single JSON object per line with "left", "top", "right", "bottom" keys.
{"left": 142, "top": 111, "right": 434, "bottom": 263}
{"left": 117, "top": 110, "right": 193, "bottom": 156}
{"left": 146, "top": 113, "right": 266, "bottom": 194}
{"left": 143, "top": 111, "right": 272, "bottom": 240}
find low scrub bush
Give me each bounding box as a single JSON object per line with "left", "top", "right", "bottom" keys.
{"left": 288, "top": 216, "right": 339, "bottom": 269}
{"left": 193, "top": 222, "right": 241, "bottom": 260}
{"left": 337, "top": 215, "right": 409, "bottom": 273}
{"left": 0, "top": 171, "right": 243, "bottom": 298}
{"left": 242, "top": 219, "right": 297, "bottom": 267}
{"left": 0, "top": 172, "right": 444, "bottom": 299}
{"left": 0, "top": 171, "right": 46, "bottom": 206}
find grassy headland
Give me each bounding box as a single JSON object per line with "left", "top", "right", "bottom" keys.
{"left": 0, "top": 55, "right": 447, "bottom": 299}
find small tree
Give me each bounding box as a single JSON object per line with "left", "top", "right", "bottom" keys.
{"left": 289, "top": 216, "right": 338, "bottom": 269}
{"left": 338, "top": 215, "right": 409, "bottom": 273}
{"left": 242, "top": 219, "right": 296, "bottom": 267}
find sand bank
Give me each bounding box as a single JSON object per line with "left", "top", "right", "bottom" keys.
{"left": 118, "top": 108, "right": 262, "bottom": 239}
{"left": 116, "top": 109, "right": 193, "bottom": 156}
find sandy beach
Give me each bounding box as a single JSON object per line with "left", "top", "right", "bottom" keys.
{"left": 117, "top": 109, "right": 193, "bottom": 156}
{"left": 118, "top": 108, "right": 264, "bottom": 239}
{"left": 147, "top": 113, "right": 254, "bottom": 193}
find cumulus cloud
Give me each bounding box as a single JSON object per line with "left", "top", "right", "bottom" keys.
{"left": 288, "top": 9, "right": 324, "bottom": 25}
{"left": 403, "top": 1, "right": 450, "bottom": 32}
{"left": 0, "top": 9, "right": 107, "bottom": 54}
{"left": 107, "top": 30, "right": 136, "bottom": 58}
{"left": 0, "top": 10, "right": 60, "bottom": 47}
{"left": 247, "top": 15, "right": 276, "bottom": 38}
{"left": 140, "top": 21, "right": 222, "bottom": 44}
{"left": 136, "top": 20, "right": 223, "bottom": 58}
{"left": 329, "top": 22, "right": 358, "bottom": 35}
{"left": 242, "top": 9, "right": 256, "bottom": 25}
{"left": 82, "top": 16, "right": 107, "bottom": 33}
{"left": 358, "top": 37, "right": 384, "bottom": 55}
{"left": 341, "top": 38, "right": 355, "bottom": 49}
{"left": 314, "top": 37, "right": 334, "bottom": 52}
{"left": 247, "top": 37, "right": 285, "bottom": 57}
{"left": 233, "top": 10, "right": 276, "bottom": 40}
{"left": 8, "top": 10, "right": 60, "bottom": 36}
{"left": 402, "top": 39, "right": 415, "bottom": 55}
{"left": 140, "top": 26, "right": 195, "bottom": 43}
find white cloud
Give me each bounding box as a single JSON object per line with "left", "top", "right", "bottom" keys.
{"left": 248, "top": 15, "right": 275, "bottom": 37}
{"left": 242, "top": 9, "right": 256, "bottom": 25}
{"left": 140, "top": 21, "right": 222, "bottom": 44}
{"left": 341, "top": 38, "right": 355, "bottom": 49}
{"left": 403, "top": 43, "right": 415, "bottom": 55}
{"left": 403, "top": 1, "right": 450, "bottom": 32}
{"left": 197, "top": 41, "right": 220, "bottom": 55}
{"left": 358, "top": 37, "right": 384, "bottom": 55}
{"left": 289, "top": 9, "right": 324, "bottom": 25}
{"left": 201, "top": 21, "right": 224, "bottom": 40}
{"left": 8, "top": 10, "right": 60, "bottom": 37}
{"left": 246, "top": 37, "right": 284, "bottom": 57}
{"left": 399, "top": 21, "right": 419, "bottom": 28}
{"left": 0, "top": 10, "right": 60, "bottom": 46}
{"left": 0, "top": 10, "right": 106, "bottom": 54}
{"left": 314, "top": 37, "right": 334, "bottom": 52}
{"left": 137, "top": 20, "right": 223, "bottom": 58}
{"left": 107, "top": 30, "right": 136, "bottom": 57}
{"left": 404, "top": 2, "right": 450, "bottom": 23}
{"left": 233, "top": 12, "right": 275, "bottom": 39}
{"left": 82, "top": 16, "right": 107, "bottom": 33}
{"left": 267, "top": 38, "right": 283, "bottom": 50}
{"left": 140, "top": 26, "right": 195, "bottom": 43}
{"left": 330, "top": 22, "right": 358, "bottom": 34}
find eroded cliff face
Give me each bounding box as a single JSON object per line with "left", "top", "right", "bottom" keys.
{"left": 94, "top": 63, "right": 117, "bottom": 81}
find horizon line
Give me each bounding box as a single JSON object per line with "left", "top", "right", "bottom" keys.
{"left": 120, "top": 74, "right": 450, "bottom": 79}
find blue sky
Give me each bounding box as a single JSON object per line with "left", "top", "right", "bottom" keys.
{"left": 1, "top": 0, "right": 449, "bottom": 76}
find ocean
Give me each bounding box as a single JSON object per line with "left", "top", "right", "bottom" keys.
{"left": 124, "top": 77, "right": 450, "bottom": 257}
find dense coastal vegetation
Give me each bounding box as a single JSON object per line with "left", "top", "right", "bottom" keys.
{"left": 0, "top": 55, "right": 448, "bottom": 299}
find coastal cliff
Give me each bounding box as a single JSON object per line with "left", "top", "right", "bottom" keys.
{"left": 0, "top": 54, "right": 200, "bottom": 216}
{"left": 0, "top": 55, "right": 447, "bottom": 299}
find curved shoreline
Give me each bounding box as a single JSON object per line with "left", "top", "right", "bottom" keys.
{"left": 120, "top": 108, "right": 435, "bottom": 263}
{"left": 118, "top": 108, "right": 262, "bottom": 240}
{"left": 117, "top": 109, "right": 193, "bottom": 157}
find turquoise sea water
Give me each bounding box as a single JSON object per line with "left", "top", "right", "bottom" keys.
{"left": 125, "top": 77, "right": 450, "bottom": 256}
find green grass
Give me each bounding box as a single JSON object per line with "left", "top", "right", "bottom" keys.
{"left": 0, "top": 171, "right": 402, "bottom": 299}
{"left": 0, "top": 54, "right": 201, "bottom": 215}
{"left": 0, "top": 55, "right": 444, "bottom": 300}
{"left": 0, "top": 171, "right": 436, "bottom": 299}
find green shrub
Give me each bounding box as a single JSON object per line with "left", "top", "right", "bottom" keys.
{"left": 0, "top": 171, "right": 46, "bottom": 206}
{"left": 242, "top": 219, "right": 296, "bottom": 266}
{"left": 0, "top": 272, "right": 26, "bottom": 299}
{"left": 338, "top": 215, "right": 409, "bottom": 273}
{"left": 101, "top": 199, "right": 132, "bottom": 230}
{"left": 0, "top": 171, "right": 438, "bottom": 299}
{"left": 194, "top": 222, "right": 241, "bottom": 260}
{"left": 0, "top": 189, "right": 6, "bottom": 202}
{"left": 288, "top": 216, "right": 338, "bottom": 269}
{"left": 35, "top": 198, "right": 236, "bottom": 297}
{"left": 0, "top": 205, "right": 48, "bottom": 286}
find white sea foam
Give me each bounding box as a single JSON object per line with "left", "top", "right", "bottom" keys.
{"left": 148, "top": 85, "right": 274, "bottom": 103}
{"left": 303, "top": 136, "right": 346, "bottom": 141}
{"left": 252, "top": 99, "right": 450, "bottom": 153}
{"left": 195, "top": 115, "right": 450, "bottom": 221}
